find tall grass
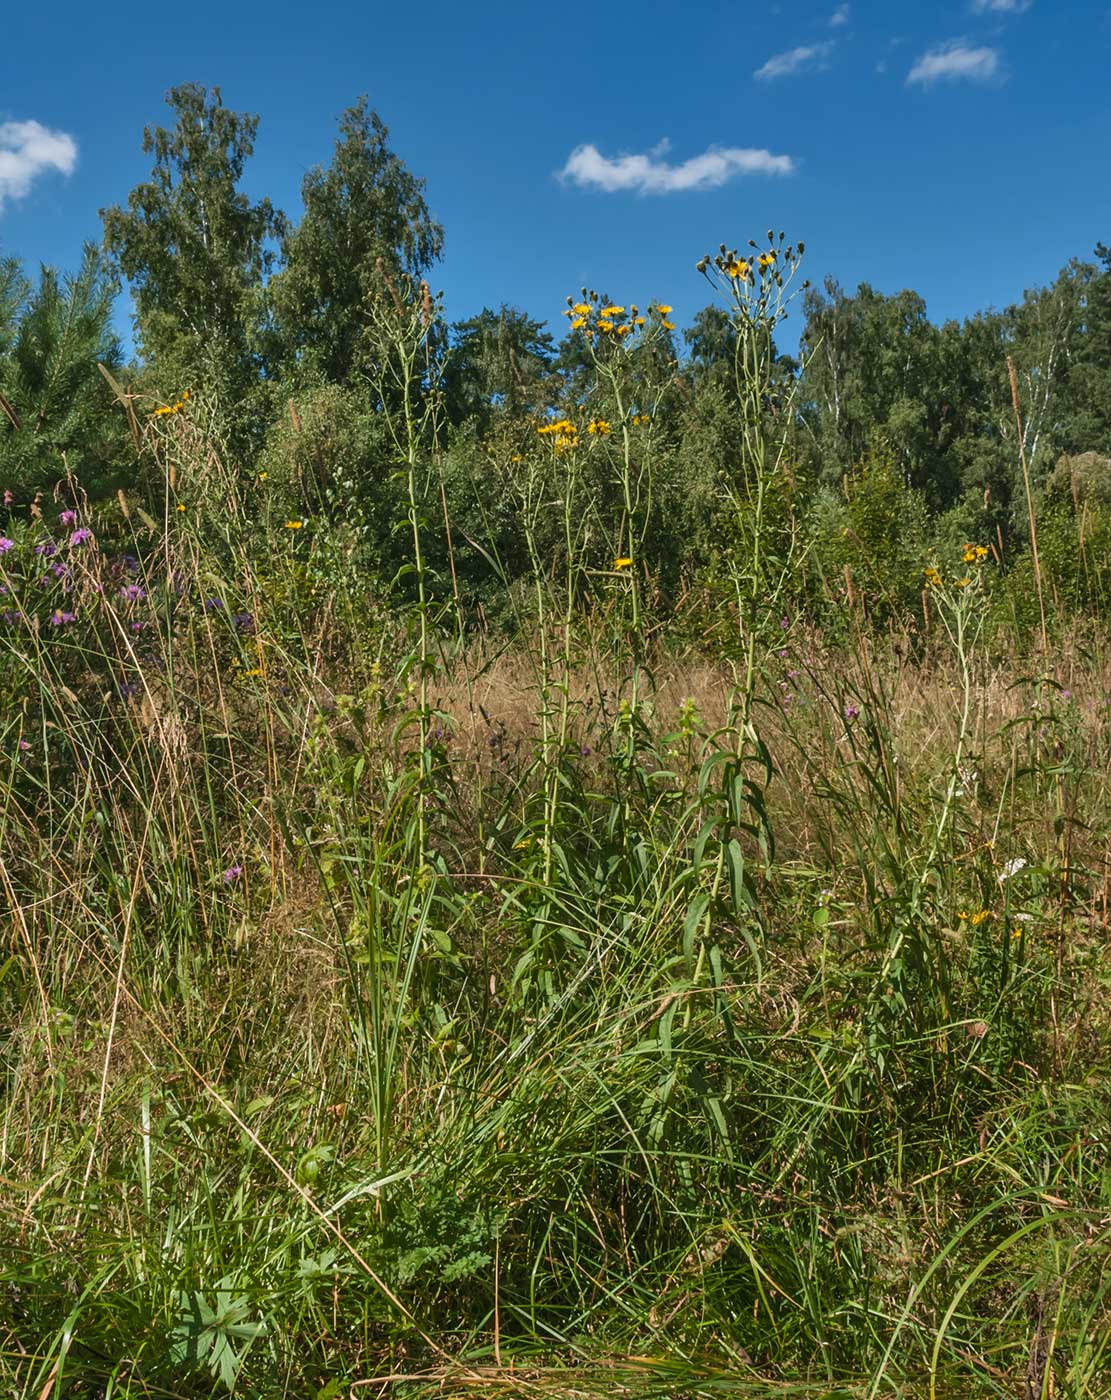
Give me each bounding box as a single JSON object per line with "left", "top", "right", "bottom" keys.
{"left": 2, "top": 244, "right": 1111, "bottom": 1400}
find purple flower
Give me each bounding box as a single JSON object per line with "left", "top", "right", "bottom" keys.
{"left": 59, "top": 510, "right": 77, "bottom": 526}
{"left": 222, "top": 864, "right": 243, "bottom": 885}
{"left": 233, "top": 611, "right": 255, "bottom": 634}
{"left": 779, "top": 616, "right": 790, "bottom": 630}
{"left": 17, "top": 739, "right": 30, "bottom": 752}
{"left": 119, "top": 583, "right": 146, "bottom": 602}
{"left": 49, "top": 609, "right": 76, "bottom": 627}
{"left": 580, "top": 743, "right": 592, "bottom": 757}
{"left": 34, "top": 542, "right": 56, "bottom": 558}
{"left": 844, "top": 703, "right": 860, "bottom": 722}
{"left": 0, "top": 538, "right": 13, "bottom": 554}
{"left": 2, "top": 489, "right": 12, "bottom": 505}
{"left": 51, "top": 563, "right": 68, "bottom": 578}
{"left": 69, "top": 527, "right": 93, "bottom": 547}
{"left": 130, "top": 620, "right": 147, "bottom": 633}
{"left": 2, "top": 610, "right": 19, "bottom": 625}
{"left": 118, "top": 680, "right": 140, "bottom": 700}
{"left": 1061, "top": 689, "right": 1072, "bottom": 702}
{"left": 204, "top": 596, "right": 225, "bottom": 612}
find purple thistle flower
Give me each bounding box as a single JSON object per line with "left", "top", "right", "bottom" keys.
{"left": 51, "top": 562, "right": 68, "bottom": 578}
{"left": 119, "top": 583, "right": 146, "bottom": 602}
{"left": 233, "top": 611, "right": 255, "bottom": 634}
{"left": 222, "top": 864, "right": 244, "bottom": 885}
{"left": 204, "top": 596, "right": 225, "bottom": 611}
{"left": 130, "top": 620, "right": 147, "bottom": 633}
{"left": 49, "top": 609, "right": 76, "bottom": 626}
{"left": 34, "top": 542, "right": 56, "bottom": 558}
{"left": 844, "top": 702, "right": 860, "bottom": 722}
{"left": 779, "top": 616, "right": 790, "bottom": 630}
{"left": 59, "top": 510, "right": 77, "bottom": 526}
{"left": 0, "top": 538, "right": 13, "bottom": 554}
{"left": 69, "top": 527, "right": 93, "bottom": 547}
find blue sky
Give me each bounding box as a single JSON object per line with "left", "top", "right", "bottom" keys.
{"left": 2, "top": 0, "right": 1110, "bottom": 349}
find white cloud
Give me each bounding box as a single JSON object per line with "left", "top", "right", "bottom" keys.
{"left": 907, "top": 41, "right": 1002, "bottom": 85}
{"left": 972, "top": 0, "right": 1031, "bottom": 11}
{"left": 830, "top": 4, "right": 850, "bottom": 26}
{"left": 558, "top": 140, "right": 795, "bottom": 195}
{"left": 755, "top": 41, "right": 835, "bottom": 80}
{"left": 0, "top": 120, "right": 77, "bottom": 211}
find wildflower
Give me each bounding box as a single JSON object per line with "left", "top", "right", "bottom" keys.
{"left": 177, "top": 504, "right": 186, "bottom": 513}
{"left": 59, "top": 510, "right": 77, "bottom": 526}
{"left": 285, "top": 519, "right": 304, "bottom": 530}
{"left": 222, "top": 864, "right": 244, "bottom": 884}
{"left": 656, "top": 304, "right": 673, "bottom": 315}
{"left": 843, "top": 702, "right": 860, "bottom": 721}
{"left": 587, "top": 419, "right": 611, "bottom": 436}
{"left": 51, "top": 563, "right": 68, "bottom": 578}
{"left": 570, "top": 316, "right": 587, "bottom": 330}
{"left": 924, "top": 566, "right": 942, "bottom": 587}
{"left": 758, "top": 251, "right": 777, "bottom": 270}
{"left": 999, "top": 857, "right": 1027, "bottom": 882}
{"left": 726, "top": 259, "right": 751, "bottom": 281}
{"left": 257, "top": 471, "right": 268, "bottom": 481}
{"left": 17, "top": 739, "right": 30, "bottom": 752}
{"left": 2, "top": 489, "right": 12, "bottom": 505}
{"left": 599, "top": 305, "right": 625, "bottom": 318}
{"left": 0, "top": 538, "right": 13, "bottom": 554}
{"left": 69, "top": 527, "right": 93, "bottom": 547}
{"left": 34, "top": 542, "right": 57, "bottom": 557}
{"left": 962, "top": 543, "right": 990, "bottom": 564}
{"left": 119, "top": 583, "right": 146, "bottom": 602}
{"left": 571, "top": 302, "right": 591, "bottom": 316}
{"left": 241, "top": 668, "right": 263, "bottom": 678}
{"left": 204, "top": 596, "right": 225, "bottom": 611}
{"left": 49, "top": 609, "right": 75, "bottom": 626}
{"left": 233, "top": 611, "right": 256, "bottom": 634}
{"left": 631, "top": 413, "right": 651, "bottom": 425}
{"left": 614, "top": 556, "right": 633, "bottom": 569}
{"left": 955, "top": 576, "right": 971, "bottom": 588}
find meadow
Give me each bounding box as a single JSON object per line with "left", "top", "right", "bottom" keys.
{"left": 3, "top": 236, "right": 1111, "bottom": 1400}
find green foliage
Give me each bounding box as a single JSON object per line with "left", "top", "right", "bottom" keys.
{"left": 101, "top": 83, "right": 286, "bottom": 424}
{"left": 0, "top": 245, "right": 127, "bottom": 499}
{"left": 270, "top": 98, "right": 442, "bottom": 387}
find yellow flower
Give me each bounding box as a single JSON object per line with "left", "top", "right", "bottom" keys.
{"left": 257, "top": 471, "right": 268, "bottom": 481}
{"left": 614, "top": 556, "right": 633, "bottom": 569}
{"left": 598, "top": 322, "right": 613, "bottom": 334}
{"left": 616, "top": 324, "right": 631, "bottom": 337}
{"left": 634, "top": 316, "right": 645, "bottom": 326}
{"left": 242, "top": 668, "right": 263, "bottom": 678}
{"left": 726, "top": 259, "right": 751, "bottom": 282}
{"left": 758, "top": 251, "right": 777, "bottom": 269}
{"left": 600, "top": 305, "right": 625, "bottom": 318}
{"left": 285, "top": 519, "right": 304, "bottom": 530}
{"left": 570, "top": 316, "right": 587, "bottom": 330}
{"left": 962, "top": 543, "right": 990, "bottom": 563}
{"left": 572, "top": 302, "right": 591, "bottom": 316}
{"left": 587, "top": 419, "right": 611, "bottom": 435}
{"left": 955, "top": 576, "right": 971, "bottom": 588}
{"left": 924, "top": 566, "right": 942, "bottom": 587}
{"left": 656, "top": 304, "right": 672, "bottom": 315}
{"left": 181, "top": 389, "right": 190, "bottom": 401}
{"left": 631, "top": 413, "right": 651, "bottom": 425}
{"left": 177, "top": 503, "right": 186, "bottom": 513}
{"left": 661, "top": 320, "right": 675, "bottom": 331}
{"left": 958, "top": 909, "right": 993, "bottom": 925}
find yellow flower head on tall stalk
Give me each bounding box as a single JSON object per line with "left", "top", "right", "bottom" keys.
{"left": 656, "top": 304, "right": 672, "bottom": 315}
{"left": 924, "top": 566, "right": 942, "bottom": 588}
{"left": 570, "top": 316, "right": 587, "bottom": 330}
{"left": 285, "top": 519, "right": 304, "bottom": 530}
{"left": 599, "top": 306, "right": 625, "bottom": 319}
{"left": 758, "top": 251, "right": 777, "bottom": 270}
{"left": 587, "top": 419, "right": 611, "bottom": 436}
{"left": 571, "top": 302, "right": 591, "bottom": 316}
{"left": 614, "top": 556, "right": 633, "bottom": 570}
{"left": 726, "top": 260, "right": 751, "bottom": 282}
{"left": 661, "top": 320, "right": 675, "bottom": 330}
{"left": 962, "top": 543, "right": 990, "bottom": 564}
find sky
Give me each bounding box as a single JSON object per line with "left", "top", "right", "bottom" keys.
{"left": 2, "top": 0, "right": 1110, "bottom": 351}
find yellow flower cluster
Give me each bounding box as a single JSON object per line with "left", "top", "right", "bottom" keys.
{"left": 152, "top": 389, "right": 191, "bottom": 418}
{"left": 614, "top": 556, "right": 633, "bottom": 570}
{"left": 537, "top": 417, "right": 579, "bottom": 451}
{"left": 587, "top": 419, "right": 611, "bottom": 436}
{"left": 959, "top": 909, "right": 993, "bottom": 925}
{"left": 962, "top": 543, "right": 990, "bottom": 564}
{"left": 631, "top": 413, "right": 651, "bottom": 426}
{"left": 924, "top": 566, "right": 942, "bottom": 588}
{"left": 563, "top": 294, "right": 670, "bottom": 338}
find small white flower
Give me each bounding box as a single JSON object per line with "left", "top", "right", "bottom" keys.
{"left": 999, "top": 857, "right": 1027, "bottom": 882}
